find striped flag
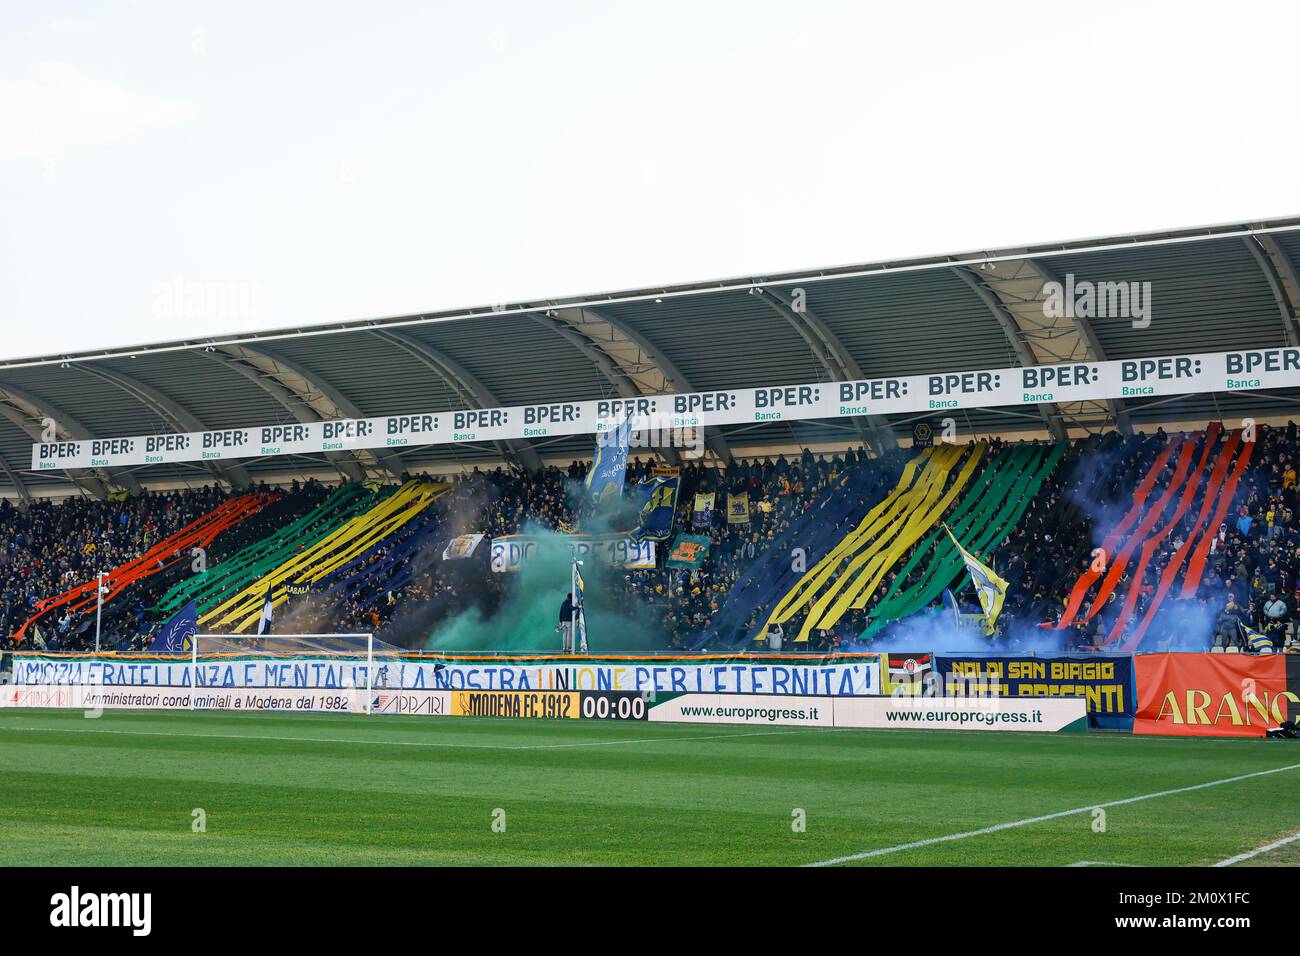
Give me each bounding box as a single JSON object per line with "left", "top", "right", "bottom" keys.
{"left": 1239, "top": 621, "right": 1273, "bottom": 653}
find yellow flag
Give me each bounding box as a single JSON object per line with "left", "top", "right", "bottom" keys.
{"left": 944, "top": 525, "right": 1008, "bottom": 635}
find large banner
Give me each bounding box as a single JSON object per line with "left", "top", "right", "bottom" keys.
{"left": 489, "top": 534, "right": 655, "bottom": 572}
{"left": 32, "top": 348, "right": 1300, "bottom": 471}
{"left": 1133, "top": 653, "right": 1300, "bottom": 738}
{"left": 11, "top": 654, "right": 883, "bottom": 697}
{"left": 935, "top": 656, "right": 1134, "bottom": 717}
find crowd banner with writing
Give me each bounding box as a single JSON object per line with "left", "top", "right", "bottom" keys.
{"left": 935, "top": 656, "right": 1135, "bottom": 724}
{"left": 489, "top": 534, "right": 655, "bottom": 572}
{"left": 631, "top": 476, "right": 679, "bottom": 542}
{"left": 442, "top": 533, "right": 486, "bottom": 560}
{"left": 692, "top": 493, "right": 715, "bottom": 528}
{"left": 666, "top": 533, "right": 712, "bottom": 569}
{"left": 9, "top": 653, "right": 884, "bottom": 698}
{"left": 727, "top": 493, "right": 750, "bottom": 524}
{"left": 1133, "top": 652, "right": 1299, "bottom": 738}
{"left": 32, "top": 349, "right": 1300, "bottom": 472}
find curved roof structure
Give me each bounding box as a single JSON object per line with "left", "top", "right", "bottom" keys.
{"left": 6, "top": 216, "right": 1300, "bottom": 500}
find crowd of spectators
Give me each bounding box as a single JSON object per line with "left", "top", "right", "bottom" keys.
{"left": 324, "top": 447, "right": 879, "bottom": 650}
{"left": 3, "top": 423, "right": 1297, "bottom": 656}
{"left": 0, "top": 487, "right": 233, "bottom": 650}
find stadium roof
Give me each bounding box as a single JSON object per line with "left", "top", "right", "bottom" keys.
{"left": 6, "top": 216, "right": 1300, "bottom": 500}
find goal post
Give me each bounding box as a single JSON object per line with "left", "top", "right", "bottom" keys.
{"left": 190, "top": 633, "right": 387, "bottom": 714}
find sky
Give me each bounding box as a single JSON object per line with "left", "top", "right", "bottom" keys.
{"left": 1, "top": 0, "right": 1298, "bottom": 361}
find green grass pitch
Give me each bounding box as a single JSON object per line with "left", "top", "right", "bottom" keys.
{"left": 0, "top": 708, "right": 1296, "bottom": 866}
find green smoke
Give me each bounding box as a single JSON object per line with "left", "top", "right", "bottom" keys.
{"left": 423, "top": 519, "right": 669, "bottom": 654}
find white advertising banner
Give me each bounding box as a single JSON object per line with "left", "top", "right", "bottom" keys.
{"left": 832, "top": 696, "right": 1088, "bottom": 732}
{"left": 30, "top": 348, "right": 1299, "bottom": 471}
{"left": 647, "top": 694, "right": 1087, "bottom": 731}
{"left": 647, "top": 693, "right": 837, "bottom": 727}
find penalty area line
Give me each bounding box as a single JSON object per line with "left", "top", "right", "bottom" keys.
{"left": 1213, "top": 830, "right": 1300, "bottom": 867}
{"left": 805, "top": 761, "right": 1300, "bottom": 867}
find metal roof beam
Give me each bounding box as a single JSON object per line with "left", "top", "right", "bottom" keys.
{"left": 531, "top": 313, "right": 684, "bottom": 466}
{"left": 0, "top": 445, "right": 32, "bottom": 506}
{"left": 1246, "top": 236, "right": 1300, "bottom": 346}
{"left": 367, "top": 329, "right": 543, "bottom": 473}
{"left": 952, "top": 266, "right": 1067, "bottom": 442}
{"left": 0, "top": 380, "right": 136, "bottom": 497}
{"left": 749, "top": 287, "right": 897, "bottom": 455}
{"left": 214, "top": 344, "right": 406, "bottom": 481}
{"left": 581, "top": 307, "right": 732, "bottom": 464}
{"left": 1027, "top": 259, "right": 1132, "bottom": 435}
{"left": 195, "top": 350, "right": 365, "bottom": 483}
{"left": 76, "top": 365, "right": 252, "bottom": 489}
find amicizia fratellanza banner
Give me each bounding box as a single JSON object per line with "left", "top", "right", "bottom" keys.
{"left": 7, "top": 652, "right": 883, "bottom": 697}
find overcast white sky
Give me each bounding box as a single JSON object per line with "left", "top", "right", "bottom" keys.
{"left": 1, "top": 0, "right": 1298, "bottom": 361}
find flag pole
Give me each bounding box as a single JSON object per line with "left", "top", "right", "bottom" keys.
{"left": 95, "top": 570, "right": 105, "bottom": 654}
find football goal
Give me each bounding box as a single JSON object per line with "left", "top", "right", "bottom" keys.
{"left": 189, "top": 632, "right": 403, "bottom": 714}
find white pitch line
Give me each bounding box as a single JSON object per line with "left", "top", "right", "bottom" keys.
{"left": 805, "top": 761, "right": 1300, "bottom": 867}
{"left": 1213, "top": 830, "right": 1300, "bottom": 867}
{"left": 1067, "top": 860, "right": 1136, "bottom": 867}
{"left": 0, "top": 722, "right": 817, "bottom": 752}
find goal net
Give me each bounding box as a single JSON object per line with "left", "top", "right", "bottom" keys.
{"left": 189, "top": 632, "right": 402, "bottom": 715}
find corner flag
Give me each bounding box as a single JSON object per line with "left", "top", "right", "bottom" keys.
{"left": 945, "top": 525, "right": 1008, "bottom": 635}
{"left": 256, "top": 583, "right": 274, "bottom": 636}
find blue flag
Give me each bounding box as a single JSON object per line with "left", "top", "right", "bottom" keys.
{"left": 631, "top": 476, "right": 679, "bottom": 542}
{"left": 585, "top": 411, "right": 633, "bottom": 504}
{"left": 148, "top": 600, "right": 197, "bottom": 653}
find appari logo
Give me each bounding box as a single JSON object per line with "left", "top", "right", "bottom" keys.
{"left": 49, "top": 886, "right": 151, "bottom": 936}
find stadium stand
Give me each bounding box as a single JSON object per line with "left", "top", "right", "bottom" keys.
{"left": 3, "top": 422, "right": 1299, "bottom": 657}
{"left": 4, "top": 222, "right": 1300, "bottom": 658}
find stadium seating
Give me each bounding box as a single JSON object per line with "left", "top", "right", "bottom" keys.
{"left": 3, "top": 424, "right": 1299, "bottom": 656}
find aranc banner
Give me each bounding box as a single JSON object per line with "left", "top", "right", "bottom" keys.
{"left": 1133, "top": 652, "right": 1299, "bottom": 737}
